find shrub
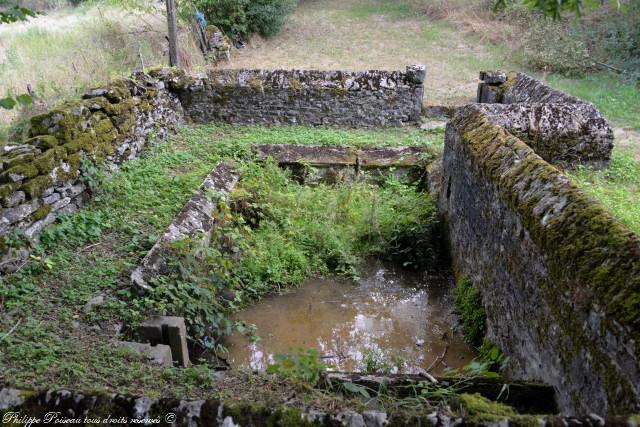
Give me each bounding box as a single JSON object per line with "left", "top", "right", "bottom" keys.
{"left": 453, "top": 277, "right": 486, "bottom": 346}
{"left": 514, "top": 3, "right": 640, "bottom": 79}
{"left": 246, "top": 0, "right": 297, "bottom": 38}
{"left": 192, "top": 0, "right": 296, "bottom": 39}
{"left": 193, "top": 0, "right": 249, "bottom": 39}
{"left": 518, "top": 19, "right": 593, "bottom": 76}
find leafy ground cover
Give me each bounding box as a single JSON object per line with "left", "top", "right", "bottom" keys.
{"left": 0, "top": 124, "right": 445, "bottom": 406}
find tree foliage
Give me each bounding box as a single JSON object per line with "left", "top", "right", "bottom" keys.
{"left": 188, "top": 0, "right": 296, "bottom": 39}
{"left": 0, "top": 5, "right": 35, "bottom": 24}
{"left": 495, "top": 0, "right": 629, "bottom": 19}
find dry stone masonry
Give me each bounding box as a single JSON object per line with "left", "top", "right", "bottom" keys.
{"left": 437, "top": 102, "right": 640, "bottom": 414}
{"left": 170, "top": 65, "right": 426, "bottom": 126}
{"left": 477, "top": 71, "right": 614, "bottom": 168}
{"left": 252, "top": 144, "right": 436, "bottom": 184}
{"left": 0, "top": 72, "right": 184, "bottom": 272}
{"left": 131, "top": 162, "right": 239, "bottom": 292}
{"left": 1, "top": 66, "right": 425, "bottom": 271}
{"left": 2, "top": 387, "right": 638, "bottom": 426}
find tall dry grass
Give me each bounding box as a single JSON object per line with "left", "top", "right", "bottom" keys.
{"left": 0, "top": 2, "right": 205, "bottom": 133}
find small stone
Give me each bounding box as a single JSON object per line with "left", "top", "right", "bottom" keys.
{"left": 2, "top": 200, "right": 39, "bottom": 224}
{"left": 479, "top": 70, "right": 507, "bottom": 84}
{"left": 117, "top": 341, "right": 173, "bottom": 368}
{"left": 42, "top": 192, "right": 61, "bottom": 205}
{"left": 415, "top": 339, "right": 425, "bottom": 347}
{"left": 50, "top": 196, "right": 71, "bottom": 211}
{"left": 82, "top": 88, "right": 108, "bottom": 99}
{"left": 3, "top": 191, "right": 25, "bottom": 208}
{"left": 0, "top": 388, "right": 24, "bottom": 411}
{"left": 363, "top": 411, "right": 387, "bottom": 427}
{"left": 83, "top": 294, "right": 105, "bottom": 312}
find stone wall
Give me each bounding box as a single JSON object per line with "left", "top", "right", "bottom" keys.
{"left": 0, "top": 65, "right": 425, "bottom": 271}
{"left": 438, "top": 104, "right": 640, "bottom": 415}
{"left": 476, "top": 71, "right": 613, "bottom": 168}
{"left": 169, "top": 66, "right": 426, "bottom": 126}
{"left": 0, "top": 72, "right": 184, "bottom": 272}
{"left": 2, "top": 387, "right": 637, "bottom": 427}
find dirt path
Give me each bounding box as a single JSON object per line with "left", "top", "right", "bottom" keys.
{"left": 222, "top": 0, "right": 510, "bottom": 106}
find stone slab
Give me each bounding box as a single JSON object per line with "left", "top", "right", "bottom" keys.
{"left": 137, "top": 316, "right": 190, "bottom": 368}
{"left": 117, "top": 341, "right": 173, "bottom": 367}
{"left": 253, "top": 144, "right": 357, "bottom": 166}
{"left": 130, "top": 162, "right": 239, "bottom": 292}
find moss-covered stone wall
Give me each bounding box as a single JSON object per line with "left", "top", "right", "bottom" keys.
{"left": 170, "top": 65, "right": 426, "bottom": 126}
{"left": 0, "top": 71, "right": 184, "bottom": 272}
{"left": 2, "top": 386, "right": 637, "bottom": 426}
{"left": 438, "top": 104, "right": 640, "bottom": 414}
{"left": 476, "top": 71, "right": 614, "bottom": 168}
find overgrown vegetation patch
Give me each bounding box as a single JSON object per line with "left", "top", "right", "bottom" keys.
{"left": 0, "top": 124, "right": 443, "bottom": 399}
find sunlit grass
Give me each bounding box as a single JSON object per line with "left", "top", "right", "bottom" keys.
{"left": 546, "top": 73, "right": 640, "bottom": 129}
{"left": 0, "top": 2, "right": 204, "bottom": 128}
{"left": 569, "top": 147, "right": 640, "bottom": 235}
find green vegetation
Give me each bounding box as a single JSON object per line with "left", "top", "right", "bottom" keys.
{"left": 453, "top": 277, "right": 486, "bottom": 347}
{"left": 0, "top": 123, "right": 440, "bottom": 397}
{"left": 138, "top": 156, "right": 438, "bottom": 352}
{"left": 0, "top": 2, "right": 204, "bottom": 134}
{"left": 360, "top": 349, "right": 407, "bottom": 374}
{"left": 569, "top": 148, "right": 640, "bottom": 235}
{"left": 546, "top": 74, "right": 640, "bottom": 129}
{"left": 349, "top": 0, "right": 416, "bottom": 19}
{"left": 266, "top": 348, "right": 331, "bottom": 384}
{"left": 189, "top": 0, "right": 297, "bottom": 38}
{"left": 457, "top": 392, "right": 515, "bottom": 419}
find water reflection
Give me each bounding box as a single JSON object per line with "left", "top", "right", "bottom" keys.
{"left": 224, "top": 259, "right": 476, "bottom": 374}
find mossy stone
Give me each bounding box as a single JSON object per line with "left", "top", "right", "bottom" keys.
{"left": 4, "top": 153, "right": 36, "bottom": 169}
{"left": 24, "top": 135, "right": 59, "bottom": 150}
{"left": 32, "top": 203, "right": 51, "bottom": 221}
{"left": 33, "top": 150, "right": 57, "bottom": 174}
{"left": 0, "top": 182, "right": 19, "bottom": 201}
{"left": 1, "top": 163, "right": 39, "bottom": 183}
{"left": 458, "top": 393, "right": 515, "bottom": 419}
{"left": 21, "top": 175, "right": 52, "bottom": 199}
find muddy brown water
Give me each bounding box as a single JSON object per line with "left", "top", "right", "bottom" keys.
{"left": 224, "top": 259, "right": 477, "bottom": 374}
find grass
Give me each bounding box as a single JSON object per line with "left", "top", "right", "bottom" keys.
{"left": 230, "top": 0, "right": 511, "bottom": 106}
{"left": 545, "top": 73, "right": 640, "bottom": 130}
{"left": 0, "top": 2, "right": 204, "bottom": 134}
{"left": 0, "top": 124, "right": 441, "bottom": 401}
{"left": 569, "top": 147, "right": 640, "bottom": 236}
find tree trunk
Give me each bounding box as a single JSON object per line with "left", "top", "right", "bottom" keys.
{"left": 166, "top": 0, "right": 180, "bottom": 67}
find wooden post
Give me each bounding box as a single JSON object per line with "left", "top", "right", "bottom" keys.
{"left": 166, "top": 0, "right": 180, "bottom": 67}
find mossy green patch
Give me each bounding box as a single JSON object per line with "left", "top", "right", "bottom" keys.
{"left": 1, "top": 163, "right": 39, "bottom": 183}
{"left": 94, "top": 119, "right": 117, "bottom": 145}
{"left": 3, "top": 153, "right": 36, "bottom": 170}
{"left": 21, "top": 175, "right": 52, "bottom": 199}
{"left": 453, "top": 276, "right": 486, "bottom": 346}
{"left": 458, "top": 393, "right": 515, "bottom": 420}
{"left": 33, "top": 150, "right": 57, "bottom": 174}
{"left": 32, "top": 203, "right": 52, "bottom": 221}
{"left": 0, "top": 182, "right": 18, "bottom": 200}
{"left": 26, "top": 135, "right": 59, "bottom": 150}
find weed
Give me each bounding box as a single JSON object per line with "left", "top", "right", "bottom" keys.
{"left": 360, "top": 348, "right": 406, "bottom": 374}
{"left": 453, "top": 277, "right": 486, "bottom": 347}
{"left": 266, "top": 348, "right": 331, "bottom": 385}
